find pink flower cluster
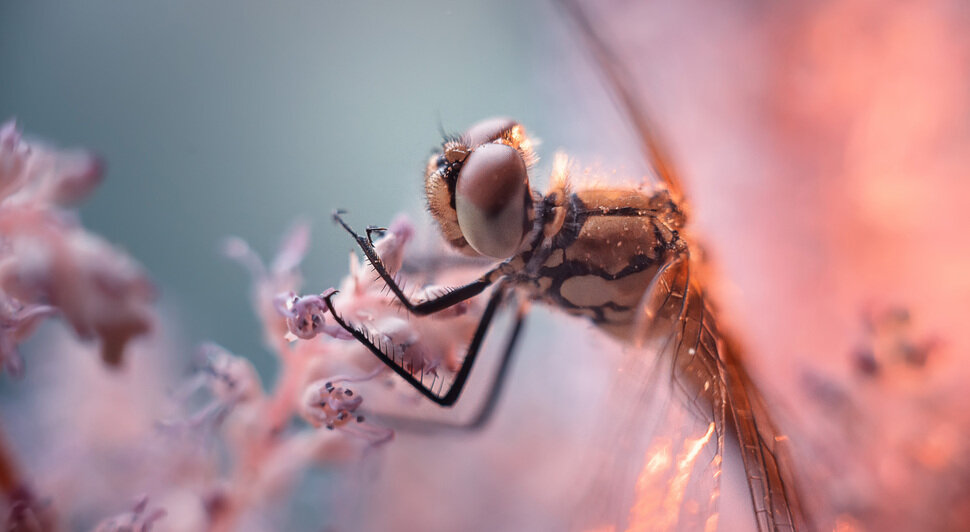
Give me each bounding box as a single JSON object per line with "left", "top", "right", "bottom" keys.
{"left": 150, "top": 213, "right": 483, "bottom": 530}
{"left": 0, "top": 120, "right": 484, "bottom": 531}
{"left": 93, "top": 496, "right": 166, "bottom": 532}
{"left": 0, "top": 120, "right": 153, "bottom": 374}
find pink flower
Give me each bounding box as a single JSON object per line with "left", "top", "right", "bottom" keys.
{"left": 0, "top": 120, "right": 153, "bottom": 369}
{"left": 0, "top": 216, "right": 155, "bottom": 367}
{"left": 0, "top": 301, "right": 55, "bottom": 375}
{"left": 93, "top": 496, "right": 167, "bottom": 532}
{"left": 161, "top": 343, "right": 264, "bottom": 433}
{"left": 274, "top": 289, "right": 351, "bottom": 341}
{"left": 300, "top": 378, "right": 393, "bottom": 444}
{"left": 287, "top": 214, "right": 484, "bottom": 397}
{"left": 0, "top": 119, "right": 103, "bottom": 207}
{"left": 373, "top": 213, "right": 414, "bottom": 274}
{"left": 0, "top": 120, "right": 30, "bottom": 200}
{"left": 222, "top": 220, "right": 310, "bottom": 350}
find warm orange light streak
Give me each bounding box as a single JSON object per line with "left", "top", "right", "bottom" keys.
{"left": 626, "top": 422, "right": 717, "bottom": 532}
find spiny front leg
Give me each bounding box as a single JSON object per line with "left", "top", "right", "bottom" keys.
{"left": 321, "top": 282, "right": 511, "bottom": 408}
{"left": 332, "top": 210, "right": 503, "bottom": 315}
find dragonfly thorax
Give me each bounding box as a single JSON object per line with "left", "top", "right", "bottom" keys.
{"left": 514, "top": 182, "right": 687, "bottom": 339}
{"left": 425, "top": 118, "right": 687, "bottom": 340}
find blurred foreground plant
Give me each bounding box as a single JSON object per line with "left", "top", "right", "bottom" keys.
{"left": 0, "top": 121, "right": 480, "bottom": 531}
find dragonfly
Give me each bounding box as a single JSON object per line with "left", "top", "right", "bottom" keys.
{"left": 320, "top": 1, "right": 806, "bottom": 530}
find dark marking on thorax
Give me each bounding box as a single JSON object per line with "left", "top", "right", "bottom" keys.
{"left": 512, "top": 187, "right": 686, "bottom": 328}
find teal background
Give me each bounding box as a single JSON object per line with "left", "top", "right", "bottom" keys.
{"left": 0, "top": 1, "right": 618, "bottom": 377}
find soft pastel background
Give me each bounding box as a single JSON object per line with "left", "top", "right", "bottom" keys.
{"left": 2, "top": 1, "right": 968, "bottom": 531}
{"left": 0, "top": 2, "right": 640, "bottom": 530}
{"left": 0, "top": 0, "right": 631, "bottom": 380}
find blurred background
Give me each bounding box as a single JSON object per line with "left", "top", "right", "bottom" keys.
{"left": 0, "top": 0, "right": 636, "bottom": 380}
{"left": 2, "top": 1, "right": 969, "bottom": 530}
{"left": 0, "top": 2, "right": 643, "bottom": 530}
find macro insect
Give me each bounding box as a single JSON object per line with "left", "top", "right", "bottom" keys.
{"left": 325, "top": 124, "right": 803, "bottom": 529}
{"left": 320, "top": 4, "right": 806, "bottom": 532}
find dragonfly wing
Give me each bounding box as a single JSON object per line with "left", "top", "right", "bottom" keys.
{"left": 581, "top": 253, "right": 803, "bottom": 531}
{"left": 720, "top": 339, "right": 805, "bottom": 531}
{"left": 556, "top": 2, "right": 802, "bottom": 529}
{"left": 578, "top": 255, "right": 725, "bottom": 531}
{"left": 637, "top": 257, "right": 804, "bottom": 531}
{"left": 664, "top": 277, "right": 805, "bottom": 532}
{"left": 557, "top": 0, "right": 685, "bottom": 200}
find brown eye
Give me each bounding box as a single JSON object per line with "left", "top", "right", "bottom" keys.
{"left": 455, "top": 143, "right": 529, "bottom": 258}
{"left": 461, "top": 117, "right": 516, "bottom": 148}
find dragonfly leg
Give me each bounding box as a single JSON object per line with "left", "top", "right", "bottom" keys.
{"left": 460, "top": 298, "right": 527, "bottom": 430}
{"left": 369, "top": 297, "right": 527, "bottom": 433}
{"left": 333, "top": 210, "right": 503, "bottom": 314}
{"left": 322, "top": 281, "right": 510, "bottom": 407}
{"left": 364, "top": 225, "right": 387, "bottom": 245}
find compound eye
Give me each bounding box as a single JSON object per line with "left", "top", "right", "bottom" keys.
{"left": 461, "top": 117, "right": 517, "bottom": 148}
{"left": 455, "top": 143, "right": 529, "bottom": 258}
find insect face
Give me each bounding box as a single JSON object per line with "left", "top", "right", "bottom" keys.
{"left": 424, "top": 117, "right": 537, "bottom": 259}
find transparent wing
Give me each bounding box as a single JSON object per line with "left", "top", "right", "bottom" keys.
{"left": 577, "top": 255, "right": 724, "bottom": 531}
{"left": 557, "top": 0, "right": 684, "bottom": 200}
{"left": 557, "top": 1, "right": 802, "bottom": 530}
{"left": 578, "top": 254, "right": 801, "bottom": 531}
{"left": 639, "top": 255, "right": 803, "bottom": 531}
{"left": 719, "top": 333, "right": 803, "bottom": 531}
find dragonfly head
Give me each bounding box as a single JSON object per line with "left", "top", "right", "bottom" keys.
{"left": 424, "top": 117, "right": 537, "bottom": 259}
